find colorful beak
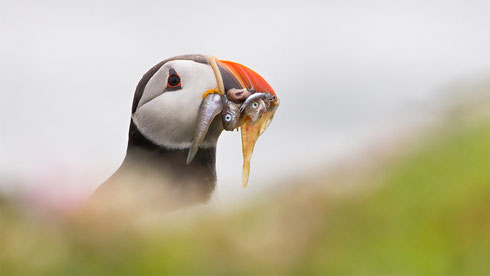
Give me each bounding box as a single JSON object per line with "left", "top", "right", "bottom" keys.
{"left": 212, "top": 57, "right": 279, "bottom": 188}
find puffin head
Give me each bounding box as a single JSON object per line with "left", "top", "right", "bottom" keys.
{"left": 129, "top": 54, "right": 277, "bottom": 159}
{"left": 131, "top": 55, "right": 221, "bottom": 149}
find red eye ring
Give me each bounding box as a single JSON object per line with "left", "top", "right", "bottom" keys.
{"left": 167, "top": 71, "right": 181, "bottom": 88}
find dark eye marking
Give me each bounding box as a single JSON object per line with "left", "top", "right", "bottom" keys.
{"left": 166, "top": 68, "right": 182, "bottom": 91}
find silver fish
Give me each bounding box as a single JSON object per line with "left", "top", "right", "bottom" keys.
{"left": 187, "top": 93, "right": 223, "bottom": 164}
{"left": 239, "top": 93, "right": 270, "bottom": 122}
{"left": 226, "top": 88, "right": 251, "bottom": 103}
{"left": 221, "top": 98, "right": 241, "bottom": 131}
{"left": 243, "top": 99, "right": 267, "bottom": 121}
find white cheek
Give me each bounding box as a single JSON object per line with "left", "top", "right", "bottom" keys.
{"left": 133, "top": 61, "right": 218, "bottom": 149}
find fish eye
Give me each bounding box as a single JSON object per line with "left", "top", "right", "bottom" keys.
{"left": 252, "top": 102, "right": 259, "bottom": 108}
{"left": 224, "top": 114, "right": 232, "bottom": 122}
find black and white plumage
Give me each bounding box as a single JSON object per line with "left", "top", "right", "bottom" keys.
{"left": 90, "top": 54, "right": 277, "bottom": 210}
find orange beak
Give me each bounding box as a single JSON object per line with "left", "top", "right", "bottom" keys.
{"left": 210, "top": 56, "right": 279, "bottom": 188}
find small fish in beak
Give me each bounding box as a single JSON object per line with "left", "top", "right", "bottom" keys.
{"left": 221, "top": 97, "right": 242, "bottom": 131}
{"left": 239, "top": 92, "right": 274, "bottom": 122}
{"left": 226, "top": 88, "right": 251, "bottom": 103}
{"left": 240, "top": 94, "right": 279, "bottom": 187}
{"left": 244, "top": 99, "right": 267, "bottom": 121}
{"left": 187, "top": 91, "right": 223, "bottom": 165}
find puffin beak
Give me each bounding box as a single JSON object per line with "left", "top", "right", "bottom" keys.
{"left": 213, "top": 57, "right": 279, "bottom": 188}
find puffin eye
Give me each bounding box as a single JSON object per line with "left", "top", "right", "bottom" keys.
{"left": 166, "top": 68, "right": 181, "bottom": 89}
{"left": 167, "top": 74, "right": 181, "bottom": 88}
{"left": 224, "top": 114, "right": 232, "bottom": 122}
{"left": 252, "top": 102, "right": 259, "bottom": 108}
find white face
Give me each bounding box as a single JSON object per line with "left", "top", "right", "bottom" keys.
{"left": 132, "top": 60, "right": 220, "bottom": 149}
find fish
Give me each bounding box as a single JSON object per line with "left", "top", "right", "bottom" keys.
{"left": 263, "top": 93, "right": 276, "bottom": 108}
{"left": 244, "top": 99, "right": 267, "bottom": 121}
{"left": 240, "top": 107, "right": 277, "bottom": 188}
{"left": 239, "top": 92, "right": 279, "bottom": 187}
{"left": 239, "top": 92, "right": 271, "bottom": 121}
{"left": 187, "top": 92, "right": 223, "bottom": 164}
{"left": 221, "top": 98, "right": 242, "bottom": 131}
{"left": 226, "top": 88, "right": 251, "bottom": 103}
{"left": 222, "top": 91, "right": 274, "bottom": 130}
{"left": 195, "top": 91, "right": 279, "bottom": 188}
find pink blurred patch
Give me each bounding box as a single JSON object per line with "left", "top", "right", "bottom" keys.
{"left": 19, "top": 164, "right": 99, "bottom": 214}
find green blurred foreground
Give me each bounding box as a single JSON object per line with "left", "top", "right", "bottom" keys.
{"left": 2, "top": 113, "right": 490, "bottom": 275}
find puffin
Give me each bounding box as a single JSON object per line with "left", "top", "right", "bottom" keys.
{"left": 90, "top": 54, "right": 278, "bottom": 211}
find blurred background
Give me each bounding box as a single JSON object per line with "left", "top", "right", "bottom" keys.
{"left": 1, "top": 0, "right": 489, "bottom": 275}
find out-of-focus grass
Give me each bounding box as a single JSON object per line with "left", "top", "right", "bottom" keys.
{"left": 1, "top": 111, "right": 490, "bottom": 275}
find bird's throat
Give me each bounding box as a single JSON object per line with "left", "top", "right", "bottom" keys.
{"left": 96, "top": 121, "right": 218, "bottom": 206}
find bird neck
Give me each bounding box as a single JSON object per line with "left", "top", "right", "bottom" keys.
{"left": 112, "top": 121, "right": 218, "bottom": 204}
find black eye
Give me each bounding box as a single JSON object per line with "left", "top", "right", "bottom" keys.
{"left": 167, "top": 74, "right": 181, "bottom": 87}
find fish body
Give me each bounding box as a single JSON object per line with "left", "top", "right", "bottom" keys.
{"left": 226, "top": 88, "right": 251, "bottom": 102}
{"left": 221, "top": 99, "right": 242, "bottom": 131}
{"left": 187, "top": 92, "right": 223, "bottom": 164}
{"left": 244, "top": 99, "right": 267, "bottom": 121}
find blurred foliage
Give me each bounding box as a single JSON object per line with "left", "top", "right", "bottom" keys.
{"left": 1, "top": 114, "right": 490, "bottom": 275}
